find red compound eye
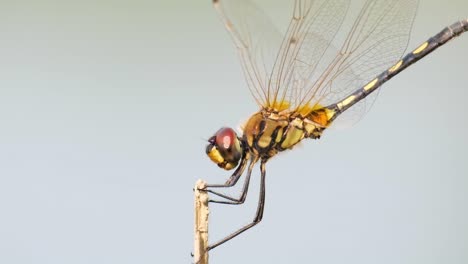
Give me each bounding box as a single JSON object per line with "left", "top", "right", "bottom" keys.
{"left": 215, "top": 127, "right": 236, "bottom": 150}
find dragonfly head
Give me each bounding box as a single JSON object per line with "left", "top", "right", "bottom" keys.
{"left": 206, "top": 127, "right": 242, "bottom": 170}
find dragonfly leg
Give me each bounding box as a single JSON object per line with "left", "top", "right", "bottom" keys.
{"left": 207, "top": 160, "right": 267, "bottom": 251}
{"left": 202, "top": 155, "right": 251, "bottom": 190}
{"left": 208, "top": 159, "right": 256, "bottom": 204}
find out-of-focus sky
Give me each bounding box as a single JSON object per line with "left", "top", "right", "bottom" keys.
{"left": 0, "top": 1, "right": 467, "bottom": 263}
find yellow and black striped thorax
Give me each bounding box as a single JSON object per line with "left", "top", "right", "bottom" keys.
{"left": 242, "top": 109, "right": 326, "bottom": 158}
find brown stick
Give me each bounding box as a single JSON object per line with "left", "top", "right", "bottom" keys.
{"left": 194, "top": 180, "right": 209, "bottom": 264}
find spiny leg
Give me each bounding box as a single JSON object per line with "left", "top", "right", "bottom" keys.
{"left": 207, "top": 159, "right": 267, "bottom": 251}
{"left": 208, "top": 158, "right": 258, "bottom": 204}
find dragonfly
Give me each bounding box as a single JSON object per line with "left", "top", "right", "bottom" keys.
{"left": 203, "top": 0, "right": 467, "bottom": 251}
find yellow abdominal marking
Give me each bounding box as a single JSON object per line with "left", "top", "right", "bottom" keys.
{"left": 337, "top": 95, "right": 356, "bottom": 109}
{"left": 363, "top": 78, "right": 378, "bottom": 91}
{"left": 325, "top": 108, "right": 336, "bottom": 120}
{"left": 389, "top": 60, "right": 403, "bottom": 73}
{"left": 413, "top": 42, "right": 429, "bottom": 54}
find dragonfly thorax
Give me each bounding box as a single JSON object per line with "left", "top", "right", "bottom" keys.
{"left": 242, "top": 109, "right": 324, "bottom": 159}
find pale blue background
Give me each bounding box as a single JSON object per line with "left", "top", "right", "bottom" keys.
{"left": 0, "top": 1, "right": 467, "bottom": 263}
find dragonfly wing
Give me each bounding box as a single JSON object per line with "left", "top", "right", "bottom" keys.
{"left": 213, "top": 0, "right": 283, "bottom": 107}
{"left": 215, "top": 0, "right": 419, "bottom": 128}
{"left": 268, "top": 0, "right": 350, "bottom": 110}
{"left": 301, "top": 0, "right": 419, "bottom": 128}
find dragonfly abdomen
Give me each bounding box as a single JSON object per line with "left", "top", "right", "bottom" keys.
{"left": 325, "top": 19, "right": 468, "bottom": 123}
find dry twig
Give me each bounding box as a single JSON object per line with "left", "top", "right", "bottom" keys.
{"left": 193, "top": 180, "right": 209, "bottom": 264}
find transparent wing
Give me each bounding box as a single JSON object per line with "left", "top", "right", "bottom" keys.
{"left": 295, "top": 0, "right": 419, "bottom": 127}
{"left": 267, "top": 0, "right": 350, "bottom": 110}
{"left": 215, "top": 0, "right": 419, "bottom": 128}
{"left": 213, "top": 0, "right": 283, "bottom": 107}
